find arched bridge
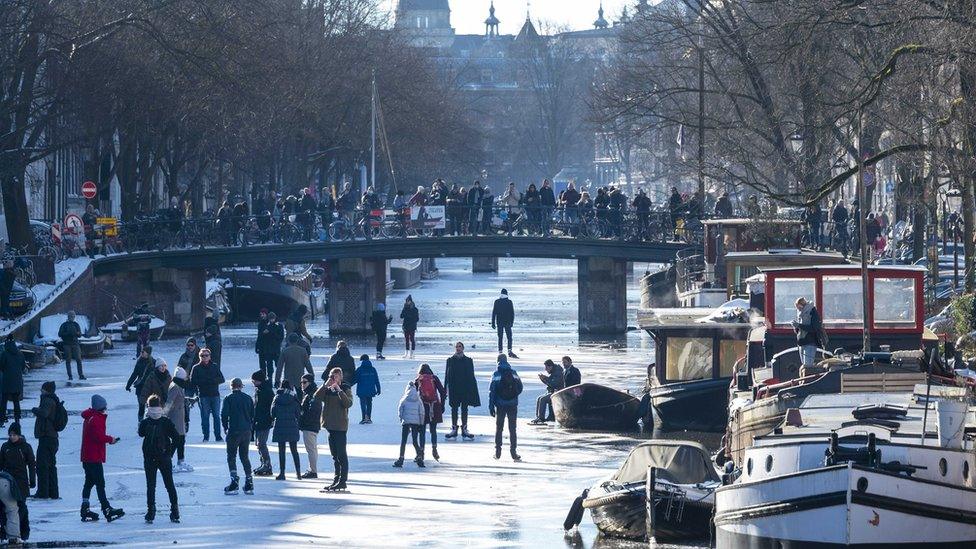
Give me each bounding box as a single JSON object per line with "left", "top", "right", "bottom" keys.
{"left": 90, "top": 236, "right": 697, "bottom": 337}
{"left": 91, "top": 236, "right": 691, "bottom": 275}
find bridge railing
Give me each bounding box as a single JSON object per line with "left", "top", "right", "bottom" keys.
{"left": 84, "top": 205, "right": 709, "bottom": 255}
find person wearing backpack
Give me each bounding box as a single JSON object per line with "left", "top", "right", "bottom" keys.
{"left": 414, "top": 364, "right": 446, "bottom": 462}
{"left": 164, "top": 368, "right": 192, "bottom": 473}
{"left": 30, "top": 381, "right": 64, "bottom": 499}
{"left": 138, "top": 394, "right": 180, "bottom": 523}
{"left": 271, "top": 380, "right": 302, "bottom": 481}
{"left": 488, "top": 354, "right": 522, "bottom": 462}
{"left": 444, "top": 342, "right": 479, "bottom": 440}
{"left": 0, "top": 423, "right": 34, "bottom": 540}
{"left": 394, "top": 382, "right": 425, "bottom": 468}
{"left": 80, "top": 394, "right": 123, "bottom": 523}
{"left": 352, "top": 355, "right": 381, "bottom": 424}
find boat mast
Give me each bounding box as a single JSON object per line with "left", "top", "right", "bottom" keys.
{"left": 370, "top": 69, "right": 377, "bottom": 195}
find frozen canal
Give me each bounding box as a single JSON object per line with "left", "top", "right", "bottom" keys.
{"left": 24, "top": 258, "right": 710, "bottom": 548}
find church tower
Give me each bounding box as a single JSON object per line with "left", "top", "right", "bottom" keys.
{"left": 484, "top": 1, "right": 501, "bottom": 37}
{"left": 394, "top": 0, "right": 455, "bottom": 48}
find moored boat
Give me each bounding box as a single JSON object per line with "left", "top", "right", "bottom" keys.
{"left": 649, "top": 376, "right": 731, "bottom": 432}
{"left": 572, "top": 440, "right": 720, "bottom": 542}
{"left": 551, "top": 383, "right": 641, "bottom": 431}
{"left": 37, "top": 314, "right": 106, "bottom": 358}
{"left": 715, "top": 391, "right": 976, "bottom": 548}
{"left": 223, "top": 269, "right": 310, "bottom": 321}
{"left": 101, "top": 315, "right": 167, "bottom": 342}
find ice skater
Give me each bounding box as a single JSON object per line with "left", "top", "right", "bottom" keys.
{"left": 415, "top": 364, "right": 445, "bottom": 461}
{"left": 394, "top": 382, "right": 425, "bottom": 468}
{"left": 80, "top": 395, "right": 124, "bottom": 522}
{"left": 314, "top": 368, "right": 352, "bottom": 491}
{"left": 444, "top": 342, "right": 479, "bottom": 440}
{"left": 353, "top": 354, "right": 381, "bottom": 424}
{"left": 271, "top": 380, "right": 302, "bottom": 481}
{"left": 220, "top": 378, "right": 254, "bottom": 495}
{"left": 138, "top": 395, "right": 180, "bottom": 523}
{"left": 400, "top": 296, "right": 419, "bottom": 358}
{"left": 491, "top": 289, "right": 517, "bottom": 359}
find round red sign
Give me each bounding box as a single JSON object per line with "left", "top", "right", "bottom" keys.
{"left": 82, "top": 181, "right": 97, "bottom": 199}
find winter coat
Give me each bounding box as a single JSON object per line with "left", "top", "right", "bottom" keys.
{"left": 488, "top": 361, "right": 522, "bottom": 409}
{"left": 353, "top": 360, "right": 381, "bottom": 399}
{"left": 794, "top": 303, "right": 822, "bottom": 346}
{"left": 414, "top": 373, "right": 446, "bottom": 425}
{"left": 491, "top": 297, "right": 515, "bottom": 328}
{"left": 58, "top": 320, "right": 82, "bottom": 345}
{"left": 164, "top": 381, "right": 187, "bottom": 436}
{"left": 314, "top": 383, "right": 353, "bottom": 432}
{"left": 370, "top": 311, "right": 392, "bottom": 334}
{"left": 0, "top": 340, "right": 25, "bottom": 395}
{"left": 564, "top": 365, "right": 581, "bottom": 387}
{"left": 203, "top": 324, "right": 222, "bottom": 360}
{"left": 400, "top": 304, "right": 419, "bottom": 333}
{"left": 278, "top": 343, "right": 313, "bottom": 389}
{"left": 540, "top": 186, "right": 556, "bottom": 207}
{"left": 541, "top": 365, "right": 565, "bottom": 394}
{"left": 139, "top": 369, "right": 171, "bottom": 408}
{"left": 189, "top": 360, "right": 225, "bottom": 398}
{"left": 285, "top": 314, "right": 311, "bottom": 342}
{"left": 253, "top": 383, "right": 275, "bottom": 431}
{"left": 32, "top": 392, "right": 60, "bottom": 439}
{"left": 271, "top": 390, "right": 302, "bottom": 443}
{"left": 0, "top": 439, "right": 35, "bottom": 498}
{"left": 444, "top": 354, "right": 481, "bottom": 408}
{"left": 324, "top": 347, "right": 356, "bottom": 384}
{"left": 256, "top": 320, "right": 284, "bottom": 357}
{"left": 138, "top": 414, "right": 179, "bottom": 458}
{"left": 80, "top": 408, "right": 114, "bottom": 463}
{"left": 177, "top": 347, "right": 199, "bottom": 375}
{"left": 220, "top": 390, "right": 255, "bottom": 436}
{"left": 397, "top": 385, "right": 425, "bottom": 426}
{"left": 300, "top": 384, "right": 323, "bottom": 433}
{"left": 125, "top": 356, "right": 155, "bottom": 393}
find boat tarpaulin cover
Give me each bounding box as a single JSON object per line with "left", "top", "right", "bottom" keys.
{"left": 613, "top": 442, "right": 718, "bottom": 485}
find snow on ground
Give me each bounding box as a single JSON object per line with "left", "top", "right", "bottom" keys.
{"left": 0, "top": 257, "right": 91, "bottom": 336}
{"left": 23, "top": 258, "right": 708, "bottom": 548}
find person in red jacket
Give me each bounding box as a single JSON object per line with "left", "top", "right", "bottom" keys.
{"left": 79, "top": 395, "right": 124, "bottom": 522}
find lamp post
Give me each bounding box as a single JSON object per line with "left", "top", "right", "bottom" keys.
{"left": 856, "top": 110, "right": 871, "bottom": 353}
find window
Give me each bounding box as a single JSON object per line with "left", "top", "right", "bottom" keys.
{"left": 773, "top": 278, "right": 815, "bottom": 327}
{"left": 666, "top": 337, "right": 712, "bottom": 381}
{"left": 822, "top": 276, "right": 863, "bottom": 328}
{"left": 874, "top": 278, "right": 916, "bottom": 328}
{"left": 719, "top": 340, "right": 747, "bottom": 378}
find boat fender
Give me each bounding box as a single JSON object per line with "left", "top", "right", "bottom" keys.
{"left": 563, "top": 488, "right": 589, "bottom": 531}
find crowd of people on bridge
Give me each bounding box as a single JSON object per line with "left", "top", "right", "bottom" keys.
{"left": 0, "top": 288, "right": 584, "bottom": 544}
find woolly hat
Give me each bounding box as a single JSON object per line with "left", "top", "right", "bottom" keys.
{"left": 174, "top": 367, "right": 188, "bottom": 381}
{"left": 7, "top": 423, "right": 20, "bottom": 437}
{"left": 301, "top": 373, "right": 316, "bottom": 385}
{"left": 91, "top": 394, "right": 107, "bottom": 411}
{"left": 501, "top": 288, "right": 508, "bottom": 295}
{"left": 360, "top": 354, "right": 370, "bottom": 361}
{"left": 251, "top": 370, "right": 266, "bottom": 383}
{"left": 41, "top": 381, "right": 55, "bottom": 394}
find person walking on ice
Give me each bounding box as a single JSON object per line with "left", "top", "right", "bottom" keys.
{"left": 491, "top": 289, "right": 517, "bottom": 359}
{"left": 444, "top": 342, "right": 479, "bottom": 440}
{"left": 138, "top": 395, "right": 180, "bottom": 523}
{"left": 220, "top": 378, "right": 254, "bottom": 496}
{"left": 79, "top": 395, "right": 124, "bottom": 522}
{"left": 394, "top": 382, "right": 426, "bottom": 468}
{"left": 488, "top": 354, "right": 523, "bottom": 462}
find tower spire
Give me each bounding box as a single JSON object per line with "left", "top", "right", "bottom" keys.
{"left": 485, "top": 0, "right": 500, "bottom": 37}
{"left": 594, "top": 1, "right": 609, "bottom": 29}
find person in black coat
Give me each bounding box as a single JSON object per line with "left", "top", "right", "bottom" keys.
{"left": 562, "top": 356, "right": 581, "bottom": 387}
{"left": 256, "top": 310, "right": 284, "bottom": 382}
{"left": 323, "top": 342, "right": 356, "bottom": 383}
{"left": 31, "top": 381, "right": 60, "bottom": 499}
{"left": 250, "top": 371, "right": 274, "bottom": 477}
{"left": 444, "top": 342, "right": 480, "bottom": 440}
{"left": 0, "top": 423, "right": 35, "bottom": 540}
{"left": 138, "top": 395, "right": 179, "bottom": 523}
{"left": 57, "top": 311, "right": 85, "bottom": 380}
{"left": 540, "top": 179, "right": 556, "bottom": 234}
{"left": 399, "top": 296, "right": 419, "bottom": 358}
{"left": 126, "top": 346, "right": 156, "bottom": 420}
{"left": 299, "top": 374, "right": 322, "bottom": 479}
{"left": 370, "top": 304, "right": 393, "bottom": 360}
{"left": 0, "top": 338, "right": 25, "bottom": 426}
{"left": 203, "top": 317, "right": 222, "bottom": 367}
{"left": 466, "top": 181, "right": 484, "bottom": 235}
{"left": 491, "top": 289, "right": 517, "bottom": 358}
{"left": 271, "top": 381, "right": 302, "bottom": 480}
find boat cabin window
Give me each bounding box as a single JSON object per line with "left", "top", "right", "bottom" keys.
{"left": 666, "top": 337, "right": 712, "bottom": 381}
{"left": 821, "top": 276, "right": 863, "bottom": 328}
{"left": 873, "top": 278, "right": 916, "bottom": 328}
{"left": 719, "top": 339, "right": 747, "bottom": 377}
{"left": 773, "top": 278, "right": 814, "bottom": 327}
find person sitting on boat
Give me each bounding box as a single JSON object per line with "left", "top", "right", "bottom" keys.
{"left": 791, "top": 297, "right": 822, "bottom": 368}
{"left": 562, "top": 356, "right": 580, "bottom": 387}
{"left": 529, "top": 359, "right": 565, "bottom": 425}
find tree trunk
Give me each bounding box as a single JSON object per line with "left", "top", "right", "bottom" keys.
{"left": 959, "top": 60, "right": 976, "bottom": 292}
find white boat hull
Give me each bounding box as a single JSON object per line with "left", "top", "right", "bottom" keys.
{"left": 715, "top": 463, "right": 976, "bottom": 547}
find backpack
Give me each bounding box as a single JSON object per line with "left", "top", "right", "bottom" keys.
{"left": 53, "top": 398, "right": 68, "bottom": 432}
{"left": 497, "top": 369, "right": 522, "bottom": 401}
{"left": 144, "top": 420, "right": 170, "bottom": 457}
{"left": 417, "top": 374, "right": 439, "bottom": 404}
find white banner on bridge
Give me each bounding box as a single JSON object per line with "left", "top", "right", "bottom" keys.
{"left": 410, "top": 206, "right": 445, "bottom": 230}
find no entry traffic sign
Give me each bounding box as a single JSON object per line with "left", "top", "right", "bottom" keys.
{"left": 82, "top": 181, "right": 97, "bottom": 200}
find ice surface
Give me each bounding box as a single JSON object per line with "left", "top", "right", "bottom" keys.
{"left": 22, "top": 258, "right": 707, "bottom": 548}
